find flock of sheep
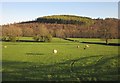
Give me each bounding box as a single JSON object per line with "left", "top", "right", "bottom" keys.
{"left": 53, "top": 44, "right": 90, "bottom": 54}
{"left": 3, "top": 44, "right": 90, "bottom": 54}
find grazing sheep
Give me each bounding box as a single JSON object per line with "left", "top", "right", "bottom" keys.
{"left": 85, "top": 45, "right": 89, "bottom": 48}
{"left": 77, "top": 45, "right": 79, "bottom": 48}
{"left": 84, "top": 45, "right": 90, "bottom": 50}
{"left": 53, "top": 49, "right": 57, "bottom": 54}
{"left": 4, "top": 46, "right": 7, "bottom": 48}
{"left": 84, "top": 47, "right": 86, "bottom": 50}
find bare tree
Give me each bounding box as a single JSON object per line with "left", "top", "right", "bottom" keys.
{"left": 99, "top": 19, "right": 117, "bottom": 44}
{"left": 22, "top": 27, "right": 33, "bottom": 37}
{"left": 2, "top": 25, "right": 22, "bottom": 41}
{"left": 33, "top": 24, "right": 52, "bottom": 42}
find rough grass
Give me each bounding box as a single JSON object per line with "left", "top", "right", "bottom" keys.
{"left": 2, "top": 37, "right": 120, "bottom": 81}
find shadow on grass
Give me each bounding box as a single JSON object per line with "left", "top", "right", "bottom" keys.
{"left": 63, "top": 38, "right": 79, "bottom": 42}
{"left": 81, "top": 42, "right": 120, "bottom": 46}
{"left": 2, "top": 55, "right": 119, "bottom": 82}
{"left": 26, "top": 53, "right": 44, "bottom": 56}
{"left": 63, "top": 38, "right": 120, "bottom": 46}
{"left": 70, "top": 55, "right": 119, "bottom": 81}
{"left": 1, "top": 40, "right": 44, "bottom": 42}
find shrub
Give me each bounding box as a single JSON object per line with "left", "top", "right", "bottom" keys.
{"left": 2, "top": 36, "right": 7, "bottom": 41}
{"left": 45, "top": 34, "right": 52, "bottom": 42}
{"left": 33, "top": 35, "right": 40, "bottom": 41}
{"left": 8, "top": 36, "right": 17, "bottom": 42}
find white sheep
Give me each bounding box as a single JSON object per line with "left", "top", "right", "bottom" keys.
{"left": 84, "top": 45, "right": 90, "bottom": 50}
{"left": 53, "top": 49, "right": 57, "bottom": 54}
{"left": 4, "top": 46, "right": 7, "bottom": 48}
{"left": 77, "top": 45, "right": 79, "bottom": 48}
{"left": 85, "top": 45, "right": 89, "bottom": 48}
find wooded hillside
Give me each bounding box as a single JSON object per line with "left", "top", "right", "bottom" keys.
{"left": 1, "top": 15, "right": 119, "bottom": 41}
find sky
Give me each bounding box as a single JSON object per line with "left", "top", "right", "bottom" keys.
{"left": 0, "top": 2, "right": 118, "bottom": 25}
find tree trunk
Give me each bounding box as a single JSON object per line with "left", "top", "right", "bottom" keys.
{"left": 106, "top": 39, "right": 109, "bottom": 45}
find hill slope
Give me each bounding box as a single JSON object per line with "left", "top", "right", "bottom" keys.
{"left": 21, "top": 15, "right": 94, "bottom": 25}
{"left": 2, "top": 15, "right": 118, "bottom": 38}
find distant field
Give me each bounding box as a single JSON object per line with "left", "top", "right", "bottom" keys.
{"left": 2, "top": 37, "right": 120, "bottom": 81}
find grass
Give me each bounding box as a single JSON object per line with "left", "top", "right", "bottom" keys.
{"left": 1, "top": 37, "right": 120, "bottom": 81}
{"left": 68, "top": 38, "right": 119, "bottom": 43}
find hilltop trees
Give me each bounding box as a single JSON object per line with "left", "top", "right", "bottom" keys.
{"left": 36, "top": 15, "right": 94, "bottom": 26}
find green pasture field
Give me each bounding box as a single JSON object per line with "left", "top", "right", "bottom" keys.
{"left": 2, "top": 37, "right": 120, "bottom": 81}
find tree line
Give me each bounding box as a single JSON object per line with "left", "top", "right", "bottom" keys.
{"left": 0, "top": 15, "right": 119, "bottom": 44}
{"left": 21, "top": 15, "right": 94, "bottom": 26}
{"left": 1, "top": 24, "right": 52, "bottom": 42}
